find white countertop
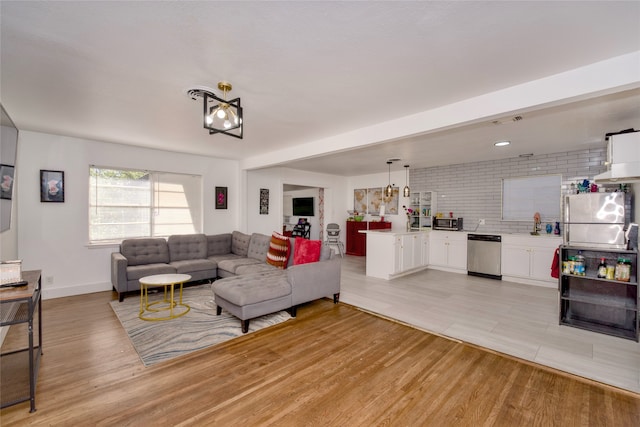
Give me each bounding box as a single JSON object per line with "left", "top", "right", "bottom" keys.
{"left": 360, "top": 229, "right": 430, "bottom": 236}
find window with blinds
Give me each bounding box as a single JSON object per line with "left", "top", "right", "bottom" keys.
{"left": 502, "top": 174, "right": 561, "bottom": 222}
{"left": 89, "top": 166, "right": 202, "bottom": 243}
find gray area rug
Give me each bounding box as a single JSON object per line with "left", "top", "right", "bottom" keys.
{"left": 109, "top": 284, "right": 291, "bottom": 367}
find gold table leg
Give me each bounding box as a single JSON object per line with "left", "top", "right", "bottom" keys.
{"left": 139, "top": 281, "right": 191, "bottom": 321}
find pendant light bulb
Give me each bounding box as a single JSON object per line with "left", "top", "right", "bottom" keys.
{"left": 385, "top": 161, "right": 393, "bottom": 198}
{"left": 403, "top": 164, "right": 410, "bottom": 197}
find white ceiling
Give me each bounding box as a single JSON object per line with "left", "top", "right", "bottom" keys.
{"left": 1, "top": 1, "right": 639, "bottom": 176}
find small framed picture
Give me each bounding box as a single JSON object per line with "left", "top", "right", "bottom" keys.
{"left": 40, "top": 170, "right": 65, "bottom": 203}
{"left": 0, "top": 164, "right": 15, "bottom": 200}
{"left": 259, "top": 188, "right": 269, "bottom": 215}
{"left": 215, "top": 186, "right": 227, "bottom": 209}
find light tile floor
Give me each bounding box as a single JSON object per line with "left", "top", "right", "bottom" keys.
{"left": 339, "top": 255, "right": 640, "bottom": 394}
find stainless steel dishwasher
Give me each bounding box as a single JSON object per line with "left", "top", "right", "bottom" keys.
{"left": 467, "top": 234, "right": 502, "bottom": 280}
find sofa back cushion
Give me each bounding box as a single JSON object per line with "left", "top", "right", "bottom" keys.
{"left": 121, "top": 238, "right": 170, "bottom": 266}
{"left": 207, "top": 233, "right": 232, "bottom": 256}
{"left": 231, "top": 231, "right": 251, "bottom": 256}
{"left": 247, "top": 233, "right": 271, "bottom": 261}
{"left": 168, "top": 234, "right": 207, "bottom": 262}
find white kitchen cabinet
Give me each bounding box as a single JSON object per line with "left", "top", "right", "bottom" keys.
{"left": 429, "top": 231, "right": 467, "bottom": 272}
{"left": 421, "top": 232, "right": 430, "bottom": 266}
{"left": 366, "top": 231, "right": 427, "bottom": 279}
{"left": 501, "top": 235, "right": 562, "bottom": 287}
{"left": 400, "top": 233, "right": 422, "bottom": 271}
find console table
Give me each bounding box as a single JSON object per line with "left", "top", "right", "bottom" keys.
{"left": 0, "top": 270, "right": 43, "bottom": 412}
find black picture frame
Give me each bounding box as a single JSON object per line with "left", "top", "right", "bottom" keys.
{"left": 0, "top": 164, "right": 15, "bottom": 200}
{"left": 215, "top": 186, "right": 227, "bottom": 209}
{"left": 259, "top": 188, "right": 269, "bottom": 215}
{"left": 40, "top": 170, "right": 65, "bottom": 203}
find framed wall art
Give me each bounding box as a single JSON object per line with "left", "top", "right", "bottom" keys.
{"left": 215, "top": 186, "right": 227, "bottom": 209}
{"left": 40, "top": 169, "right": 65, "bottom": 202}
{"left": 259, "top": 188, "right": 269, "bottom": 215}
{"left": 0, "top": 164, "right": 15, "bottom": 200}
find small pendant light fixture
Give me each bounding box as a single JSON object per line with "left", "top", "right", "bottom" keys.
{"left": 384, "top": 161, "right": 393, "bottom": 198}
{"left": 403, "top": 164, "right": 411, "bottom": 197}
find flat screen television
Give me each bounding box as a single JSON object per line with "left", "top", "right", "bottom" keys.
{"left": 292, "top": 197, "right": 314, "bottom": 216}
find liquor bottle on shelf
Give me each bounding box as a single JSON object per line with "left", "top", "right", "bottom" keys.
{"left": 597, "top": 258, "right": 607, "bottom": 278}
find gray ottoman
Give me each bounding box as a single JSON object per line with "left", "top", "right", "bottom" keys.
{"left": 212, "top": 271, "right": 292, "bottom": 333}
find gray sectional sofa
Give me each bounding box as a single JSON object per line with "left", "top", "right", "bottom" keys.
{"left": 111, "top": 231, "right": 341, "bottom": 326}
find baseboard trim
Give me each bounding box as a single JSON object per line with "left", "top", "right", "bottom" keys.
{"left": 43, "top": 281, "right": 112, "bottom": 300}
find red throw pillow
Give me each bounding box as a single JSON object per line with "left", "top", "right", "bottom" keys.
{"left": 293, "top": 238, "right": 322, "bottom": 265}
{"left": 266, "top": 232, "right": 291, "bottom": 269}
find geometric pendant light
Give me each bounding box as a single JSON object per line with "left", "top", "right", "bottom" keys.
{"left": 186, "top": 81, "right": 243, "bottom": 139}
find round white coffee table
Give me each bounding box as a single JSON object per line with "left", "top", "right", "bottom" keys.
{"left": 139, "top": 273, "right": 191, "bottom": 321}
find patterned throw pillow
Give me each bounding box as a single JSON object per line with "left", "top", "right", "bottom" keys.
{"left": 266, "top": 232, "right": 291, "bottom": 269}
{"left": 293, "top": 238, "right": 322, "bottom": 265}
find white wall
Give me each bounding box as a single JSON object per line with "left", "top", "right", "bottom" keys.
{"left": 246, "top": 167, "right": 347, "bottom": 241}
{"left": 16, "top": 131, "right": 239, "bottom": 299}
{"left": 348, "top": 169, "right": 410, "bottom": 232}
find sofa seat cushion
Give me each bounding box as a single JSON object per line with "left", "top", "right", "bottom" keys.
{"left": 217, "top": 258, "right": 262, "bottom": 275}
{"left": 169, "top": 259, "right": 217, "bottom": 274}
{"left": 208, "top": 253, "right": 243, "bottom": 264}
{"left": 235, "top": 263, "right": 278, "bottom": 275}
{"left": 212, "top": 271, "right": 290, "bottom": 306}
{"left": 126, "top": 263, "right": 177, "bottom": 281}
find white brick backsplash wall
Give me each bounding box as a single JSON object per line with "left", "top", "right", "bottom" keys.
{"left": 410, "top": 148, "right": 612, "bottom": 234}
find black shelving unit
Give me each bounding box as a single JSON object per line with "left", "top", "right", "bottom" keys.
{"left": 1, "top": 270, "right": 43, "bottom": 412}
{"left": 559, "top": 246, "right": 638, "bottom": 341}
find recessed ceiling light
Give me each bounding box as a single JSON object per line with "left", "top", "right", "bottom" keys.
{"left": 494, "top": 141, "right": 510, "bottom": 147}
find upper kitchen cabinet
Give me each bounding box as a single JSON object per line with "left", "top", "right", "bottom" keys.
{"left": 409, "top": 191, "right": 437, "bottom": 230}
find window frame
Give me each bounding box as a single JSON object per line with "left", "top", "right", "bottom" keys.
{"left": 88, "top": 165, "right": 203, "bottom": 244}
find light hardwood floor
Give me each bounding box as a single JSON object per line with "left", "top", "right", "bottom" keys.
{"left": 340, "top": 255, "right": 640, "bottom": 394}
{"left": 0, "top": 260, "right": 639, "bottom": 425}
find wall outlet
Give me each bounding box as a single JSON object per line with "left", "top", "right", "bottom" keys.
{"left": 479, "top": 219, "right": 486, "bottom": 225}
{"left": 45, "top": 276, "right": 54, "bottom": 285}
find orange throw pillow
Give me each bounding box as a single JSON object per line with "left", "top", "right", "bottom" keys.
{"left": 293, "top": 238, "right": 322, "bottom": 265}
{"left": 266, "top": 232, "right": 291, "bottom": 269}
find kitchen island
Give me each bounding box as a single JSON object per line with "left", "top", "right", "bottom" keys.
{"left": 363, "top": 229, "right": 431, "bottom": 280}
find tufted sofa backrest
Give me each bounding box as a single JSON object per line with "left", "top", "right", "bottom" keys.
{"left": 121, "top": 238, "right": 170, "bottom": 266}
{"left": 247, "top": 233, "right": 270, "bottom": 261}
{"left": 206, "top": 233, "right": 232, "bottom": 256}
{"left": 167, "top": 234, "right": 207, "bottom": 262}
{"left": 231, "top": 231, "right": 251, "bottom": 256}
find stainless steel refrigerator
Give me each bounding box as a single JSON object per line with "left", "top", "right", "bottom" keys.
{"left": 563, "top": 192, "right": 629, "bottom": 249}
